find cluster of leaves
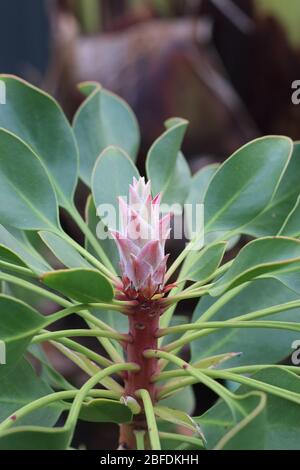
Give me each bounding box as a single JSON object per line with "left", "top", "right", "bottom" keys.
{"left": 0, "top": 75, "right": 300, "bottom": 450}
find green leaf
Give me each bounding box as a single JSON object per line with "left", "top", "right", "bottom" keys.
{"left": 0, "top": 359, "right": 62, "bottom": 427}
{"left": 160, "top": 386, "right": 195, "bottom": 415}
{"left": 162, "top": 152, "right": 192, "bottom": 205}
{"left": 191, "top": 278, "right": 300, "bottom": 366}
{"left": 203, "top": 136, "right": 293, "bottom": 234}
{"left": 0, "top": 244, "right": 27, "bottom": 267}
{"left": 91, "top": 146, "right": 139, "bottom": 231}
{"left": 42, "top": 268, "right": 114, "bottom": 303}
{"left": 210, "top": 237, "right": 300, "bottom": 296}
{"left": 244, "top": 143, "right": 300, "bottom": 237}
{"left": 245, "top": 368, "right": 300, "bottom": 449}
{"left": 146, "top": 119, "right": 188, "bottom": 198}
{"left": 185, "top": 163, "right": 240, "bottom": 248}
{"left": 85, "top": 195, "right": 119, "bottom": 272}
{"left": 181, "top": 241, "right": 227, "bottom": 282}
{"left": 195, "top": 391, "right": 267, "bottom": 450}
{"left": 78, "top": 399, "right": 132, "bottom": 423}
{"left": 187, "top": 164, "right": 219, "bottom": 206}
{"left": 280, "top": 194, "right": 300, "bottom": 236}
{"left": 266, "top": 266, "right": 300, "bottom": 295}
{"left": 0, "top": 229, "right": 50, "bottom": 275}
{"left": 39, "top": 231, "right": 91, "bottom": 269}
{"left": 0, "top": 295, "right": 47, "bottom": 367}
{"left": 155, "top": 406, "right": 203, "bottom": 438}
{"left": 28, "top": 344, "right": 75, "bottom": 391}
{"left": 196, "top": 368, "right": 300, "bottom": 449}
{"left": 73, "top": 82, "right": 140, "bottom": 186}
{"left": 0, "top": 129, "right": 59, "bottom": 231}
{"left": 0, "top": 75, "right": 78, "bottom": 205}
{"left": 0, "top": 426, "right": 70, "bottom": 450}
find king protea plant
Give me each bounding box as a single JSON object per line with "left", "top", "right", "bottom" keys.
{"left": 0, "top": 76, "right": 300, "bottom": 452}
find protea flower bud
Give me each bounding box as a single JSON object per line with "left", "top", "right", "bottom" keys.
{"left": 112, "top": 177, "right": 171, "bottom": 300}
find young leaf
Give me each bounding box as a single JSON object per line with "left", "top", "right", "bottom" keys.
{"left": 0, "top": 75, "right": 78, "bottom": 205}
{"left": 39, "top": 231, "right": 91, "bottom": 269}
{"left": 210, "top": 237, "right": 300, "bottom": 296}
{"left": 181, "top": 241, "right": 227, "bottom": 282}
{"left": 85, "top": 195, "right": 119, "bottom": 272}
{"left": 0, "top": 244, "right": 28, "bottom": 267}
{"left": 203, "top": 136, "right": 293, "bottom": 234}
{"left": 0, "top": 129, "right": 59, "bottom": 231}
{"left": 41, "top": 268, "right": 114, "bottom": 303}
{"left": 155, "top": 406, "right": 204, "bottom": 441}
{"left": 73, "top": 82, "right": 140, "bottom": 186}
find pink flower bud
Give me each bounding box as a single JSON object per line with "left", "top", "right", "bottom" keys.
{"left": 112, "top": 177, "right": 171, "bottom": 300}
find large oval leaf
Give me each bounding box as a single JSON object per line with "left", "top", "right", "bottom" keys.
{"left": 0, "top": 129, "right": 59, "bottom": 230}
{"left": 280, "top": 194, "right": 300, "bottom": 236}
{"left": 78, "top": 399, "right": 132, "bottom": 423}
{"left": 146, "top": 118, "right": 188, "bottom": 198}
{"left": 192, "top": 278, "right": 300, "bottom": 366}
{"left": 210, "top": 237, "right": 300, "bottom": 296}
{"left": 85, "top": 195, "right": 119, "bottom": 272}
{"left": 73, "top": 82, "right": 140, "bottom": 186}
{"left": 0, "top": 75, "right": 78, "bottom": 205}
{"left": 0, "top": 296, "right": 46, "bottom": 368}
{"left": 0, "top": 359, "right": 62, "bottom": 428}
{"left": 41, "top": 268, "right": 114, "bottom": 303}
{"left": 195, "top": 391, "right": 266, "bottom": 450}
{"left": 0, "top": 426, "right": 70, "bottom": 451}
{"left": 244, "top": 142, "right": 300, "bottom": 236}
{"left": 39, "top": 231, "right": 91, "bottom": 269}
{"left": 203, "top": 136, "right": 293, "bottom": 234}
{"left": 196, "top": 368, "right": 300, "bottom": 450}
{"left": 91, "top": 146, "right": 139, "bottom": 231}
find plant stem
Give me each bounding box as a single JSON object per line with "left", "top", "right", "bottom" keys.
{"left": 50, "top": 337, "right": 113, "bottom": 368}
{"left": 159, "top": 431, "right": 204, "bottom": 448}
{"left": 134, "top": 430, "right": 146, "bottom": 450}
{"left": 145, "top": 350, "right": 244, "bottom": 417}
{"left": 0, "top": 389, "right": 121, "bottom": 433}
{"left": 46, "top": 303, "right": 124, "bottom": 327}
{"left": 136, "top": 389, "right": 161, "bottom": 450}
{"left": 0, "top": 272, "right": 70, "bottom": 306}
{"left": 66, "top": 363, "right": 139, "bottom": 430}
{"left": 0, "top": 260, "right": 36, "bottom": 278}
{"left": 163, "top": 284, "right": 248, "bottom": 358}
{"left": 32, "top": 328, "right": 127, "bottom": 344}
{"left": 205, "top": 369, "right": 300, "bottom": 405}
{"left": 162, "top": 298, "right": 300, "bottom": 351}
{"left": 162, "top": 320, "right": 300, "bottom": 352}
{"left": 224, "top": 364, "right": 300, "bottom": 375}
{"left": 50, "top": 340, "right": 123, "bottom": 393}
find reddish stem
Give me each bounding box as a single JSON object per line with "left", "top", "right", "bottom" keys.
{"left": 119, "top": 299, "right": 164, "bottom": 449}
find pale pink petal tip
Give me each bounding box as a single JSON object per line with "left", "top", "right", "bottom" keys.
{"left": 110, "top": 177, "right": 171, "bottom": 300}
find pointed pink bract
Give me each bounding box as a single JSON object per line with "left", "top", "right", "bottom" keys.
{"left": 112, "top": 177, "right": 171, "bottom": 299}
